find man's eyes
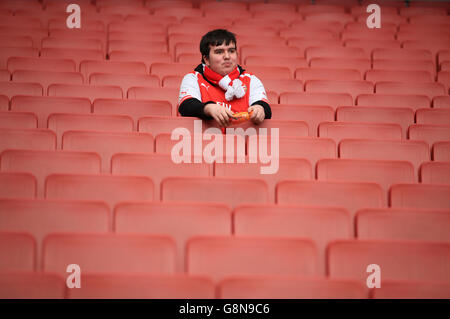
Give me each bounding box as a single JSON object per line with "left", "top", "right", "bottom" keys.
{"left": 215, "top": 49, "right": 236, "bottom": 54}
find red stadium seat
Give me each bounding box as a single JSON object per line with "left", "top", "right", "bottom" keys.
{"left": 438, "top": 50, "right": 450, "bottom": 66}
{"left": 336, "top": 106, "right": 414, "bottom": 138}
{"left": 288, "top": 38, "right": 342, "bottom": 57}
{"left": 373, "top": 60, "right": 435, "bottom": 75}
{"left": 309, "top": 58, "right": 371, "bottom": 75}
{"left": 372, "top": 48, "right": 433, "bottom": 61}
{"left": 409, "top": 124, "right": 450, "bottom": 146}
{"left": 391, "top": 183, "right": 450, "bottom": 210}
{"left": 89, "top": 74, "right": 159, "bottom": 94}
{"left": 114, "top": 201, "right": 231, "bottom": 272}
{"left": 128, "top": 87, "right": 179, "bottom": 114}
{"left": 328, "top": 239, "right": 450, "bottom": 283}
{"left": 305, "top": 80, "right": 373, "bottom": 102}
{"left": 11, "top": 96, "right": 91, "bottom": 129}
{"left": 402, "top": 41, "right": 450, "bottom": 60}
{"left": 357, "top": 206, "right": 450, "bottom": 241}
{"left": 0, "top": 172, "right": 36, "bottom": 200}
{"left": 0, "top": 82, "right": 43, "bottom": 99}
{"left": 400, "top": 6, "right": 448, "bottom": 17}
{"left": 240, "top": 45, "right": 300, "bottom": 62}
{"left": 420, "top": 162, "right": 450, "bottom": 185}
{"left": 93, "top": 99, "right": 172, "bottom": 127}
{"left": 357, "top": 94, "right": 431, "bottom": 110}
{"left": 0, "top": 111, "right": 37, "bottom": 129}
{"left": 152, "top": 7, "right": 203, "bottom": 21}
{"left": 109, "top": 32, "right": 166, "bottom": 43}
{"left": 276, "top": 180, "right": 384, "bottom": 217}
{"left": 0, "top": 69, "right": 9, "bottom": 81}
{"left": 0, "top": 272, "right": 65, "bottom": 299}
{"left": 109, "top": 51, "right": 172, "bottom": 69}
{"left": 341, "top": 29, "right": 396, "bottom": 42}
{"left": 0, "top": 232, "right": 36, "bottom": 271}
{"left": 150, "top": 63, "right": 198, "bottom": 81}
{"left": 0, "top": 27, "right": 47, "bottom": 50}
{"left": 0, "top": 128, "right": 56, "bottom": 152}
{"left": 319, "top": 122, "right": 402, "bottom": 143}
{"left": 108, "top": 21, "right": 166, "bottom": 34}
{"left": 45, "top": 174, "right": 154, "bottom": 209}
{"left": 12, "top": 70, "right": 83, "bottom": 92}
{"left": 43, "top": 233, "right": 176, "bottom": 276}
{"left": 245, "top": 57, "right": 307, "bottom": 76}
{"left": 376, "top": 82, "right": 445, "bottom": 100}
{"left": 47, "top": 84, "right": 123, "bottom": 102}
{"left": 416, "top": 109, "right": 450, "bottom": 126}
{"left": 373, "top": 281, "right": 450, "bottom": 299}
{"left": 161, "top": 75, "right": 183, "bottom": 88}
{"left": 271, "top": 105, "right": 334, "bottom": 136}
{"left": 162, "top": 176, "right": 269, "bottom": 208}
{"left": 232, "top": 119, "right": 309, "bottom": 137}
{"left": 433, "top": 96, "right": 450, "bottom": 109}
{"left": 233, "top": 204, "right": 352, "bottom": 275}
{"left": 187, "top": 236, "right": 318, "bottom": 282}
{"left": 317, "top": 159, "right": 415, "bottom": 202}
{"left": 343, "top": 39, "right": 401, "bottom": 57}
{"left": 42, "top": 37, "right": 103, "bottom": 52}
{"left": 244, "top": 66, "right": 292, "bottom": 82}
{"left": 433, "top": 141, "right": 450, "bottom": 161}
{"left": 305, "top": 47, "right": 367, "bottom": 63}
{"left": 280, "top": 29, "right": 337, "bottom": 41}
{"left": 40, "top": 48, "right": 104, "bottom": 69}
{"left": 438, "top": 71, "right": 450, "bottom": 92}
{"left": 295, "top": 68, "right": 361, "bottom": 82}
{"left": 62, "top": 131, "right": 153, "bottom": 173}
{"left": 47, "top": 113, "right": 133, "bottom": 149}
{"left": 0, "top": 199, "right": 109, "bottom": 263}
{"left": 0, "top": 15, "right": 42, "bottom": 28}
{"left": 0, "top": 47, "right": 38, "bottom": 69}
{"left": 80, "top": 61, "right": 147, "bottom": 81}
{"left": 279, "top": 92, "right": 353, "bottom": 109}
{"left": 67, "top": 273, "right": 215, "bottom": 299}
{"left": 0, "top": 149, "right": 101, "bottom": 197}
{"left": 365, "top": 70, "right": 433, "bottom": 83}
{"left": 138, "top": 116, "right": 204, "bottom": 136}
{"left": 0, "top": 95, "right": 8, "bottom": 111}
{"left": 215, "top": 158, "right": 313, "bottom": 203}
{"left": 48, "top": 30, "right": 107, "bottom": 52}
{"left": 108, "top": 40, "right": 168, "bottom": 56}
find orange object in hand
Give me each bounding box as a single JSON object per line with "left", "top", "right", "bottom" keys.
{"left": 231, "top": 111, "right": 253, "bottom": 123}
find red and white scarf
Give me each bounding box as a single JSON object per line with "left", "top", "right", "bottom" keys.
{"left": 203, "top": 64, "right": 246, "bottom": 101}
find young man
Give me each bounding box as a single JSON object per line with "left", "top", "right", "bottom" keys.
{"left": 178, "top": 29, "right": 272, "bottom": 127}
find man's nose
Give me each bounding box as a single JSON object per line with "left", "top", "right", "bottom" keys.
{"left": 224, "top": 51, "right": 230, "bottom": 59}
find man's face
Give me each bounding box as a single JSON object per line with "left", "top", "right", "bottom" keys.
{"left": 204, "top": 41, "right": 238, "bottom": 76}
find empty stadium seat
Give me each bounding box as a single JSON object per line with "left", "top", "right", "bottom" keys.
{"left": 67, "top": 273, "right": 215, "bottom": 299}
{"left": 271, "top": 105, "right": 334, "bottom": 136}
{"left": 241, "top": 66, "right": 292, "bottom": 82}
{"left": 438, "top": 71, "right": 450, "bottom": 92}
{"left": 416, "top": 108, "right": 450, "bottom": 126}
{"left": 372, "top": 48, "right": 433, "bottom": 62}
{"left": 187, "top": 236, "right": 318, "bottom": 282}
{"left": 409, "top": 124, "right": 450, "bottom": 146}
{"left": 305, "top": 80, "right": 373, "bottom": 102}
{"left": 365, "top": 70, "right": 433, "bottom": 83}
{"left": 402, "top": 41, "right": 450, "bottom": 60}
{"left": 319, "top": 122, "right": 402, "bottom": 143}
{"left": 233, "top": 204, "right": 352, "bottom": 275}
{"left": 336, "top": 106, "right": 414, "bottom": 138}
{"left": 43, "top": 233, "right": 176, "bottom": 276}
{"left": 161, "top": 176, "right": 269, "bottom": 208}
{"left": 48, "top": 113, "right": 133, "bottom": 149}
{"left": 376, "top": 82, "right": 445, "bottom": 100}
{"left": 109, "top": 51, "right": 172, "bottom": 69}
{"left": 317, "top": 159, "right": 415, "bottom": 202}
{"left": 343, "top": 39, "right": 401, "bottom": 57}
{"left": 0, "top": 81, "right": 43, "bottom": 99}
{"left": 42, "top": 37, "right": 103, "bottom": 52}
{"left": 240, "top": 45, "right": 300, "bottom": 62}
{"left": 128, "top": 87, "right": 179, "bottom": 114}
{"left": 0, "top": 231, "right": 36, "bottom": 271}
{"left": 0, "top": 69, "right": 10, "bottom": 81}
{"left": 0, "top": 272, "right": 66, "bottom": 299}
{"left": 93, "top": 99, "right": 172, "bottom": 128}
{"left": 0, "top": 198, "right": 110, "bottom": 264}
{"left": 295, "top": 68, "right": 361, "bottom": 82}
{"left": 339, "top": 138, "right": 430, "bottom": 177}
{"left": 305, "top": 47, "right": 367, "bottom": 63}
{"left": 0, "top": 149, "right": 101, "bottom": 197}
{"left": 356, "top": 208, "right": 450, "bottom": 242}
{"left": 0, "top": 111, "right": 37, "bottom": 129}
{"left": 47, "top": 84, "right": 123, "bottom": 102}
{"left": 276, "top": 180, "right": 384, "bottom": 217}
{"left": 40, "top": 48, "right": 104, "bottom": 69}
{"left": 215, "top": 158, "right": 312, "bottom": 203}
{"left": 288, "top": 38, "right": 342, "bottom": 56}
{"left": 279, "top": 92, "right": 353, "bottom": 109}
{"left": 328, "top": 239, "right": 450, "bottom": 283}
{"left": 80, "top": 60, "right": 148, "bottom": 81}
{"left": 357, "top": 94, "right": 431, "bottom": 110}
{"left": 245, "top": 57, "right": 307, "bottom": 77}
{"left": 391, "top": 183, "right": 450, "bottom": 210}
{"left": 45, "top": 174, "right": 154, "bottom": 209}
{"left": 161, "top": 75, "right": 183, "bottom": 88}
{"left": 7, "top": 57, "right": 76, "bottom": 73}
{"left": 0, "top": 95, "right": 8, "bottom": 111}
{"left": 0, "top": 128, "right": 56, "bottom": 152}
{"left": 257, "top": 79, "right": 302, "bottom": 95}
{"left": 420, "top": 162, "right": 450, "bottom": 185}
{"left": 0, "top": 47, "right": 38, "bottom": 69}
{"left": 277, "top": 137, "right": 337, "bottom": 166}
{"left": 12, "top": 70, "right": 83, "bottom": 92}
{"left": 309, "top": 58, "right": 371, "bottom": 75}
{"left": 433, "top": 96, "right": 450, "bottom": 109}
{"left": 433, "top": 141, "right": 450, "bottom": 161}
{"left": 373, "top": 60, "right": 436, "bottom": 75}
{"left": 218, "top": 276, "right": 368, "bottom": 299}
{"left": 114, "top": 201, "right": 231, "bottom": 272}
{"left": 373, "top": 281, "right": 450, "bottom": 299}
{"left": 11, "top": 96, "right": 91, "bottom": 129}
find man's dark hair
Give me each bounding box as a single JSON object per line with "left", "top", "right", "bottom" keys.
{"left": 200, "top": 29, "right": 237, "bottom": 63}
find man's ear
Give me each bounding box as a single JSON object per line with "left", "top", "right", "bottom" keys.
{"left": 203, "top": 55, "right": 209, "bottom": 66}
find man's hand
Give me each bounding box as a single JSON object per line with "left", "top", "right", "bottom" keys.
{"left": 204, "top": 102, "right": 234, "bottom": 127}
{"left": 248, "top": 104, "right": 265, "bottom": 124}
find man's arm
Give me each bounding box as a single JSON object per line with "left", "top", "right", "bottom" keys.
{"left": 178, "top": 73, "right": 212, "bottom": 119}
{"left": 249, "top": 75, "right": 272, "bottom": 120}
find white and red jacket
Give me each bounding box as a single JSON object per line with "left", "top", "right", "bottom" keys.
{"left": 178, "top": 64, "right": 272, "bottom": 119}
